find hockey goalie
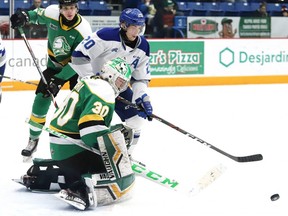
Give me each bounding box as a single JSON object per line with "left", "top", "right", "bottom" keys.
{"left": 14, "top": 57, "right": 137, "bottom": 210}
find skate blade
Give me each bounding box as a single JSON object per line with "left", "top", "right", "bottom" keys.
{"left": 54, "top": 191, "right": 86, "bottom": 210}
{"left": 12, "top": 179, "right": 58, "bottom": 193}
{"left": 12, "top": 178, "right": 26, "bottom": 187}
{"left": 22, "top": 156, "right": 32, "bottom": 163}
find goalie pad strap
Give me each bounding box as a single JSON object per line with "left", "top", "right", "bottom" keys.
{"left": 26, "top": 158, "right": 65, "bottom": 190}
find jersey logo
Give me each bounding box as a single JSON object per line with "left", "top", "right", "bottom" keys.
{"left": 49, "top": 23, "right": 58, "bottom": 31}
{"left": 131, "top": 56, "right": 140, "bottom": 69}
{"left": 111, "top": 48, "right": 118, "bottom": 52}
{"left": 52, "top": 36, "right": 71, "bottom": 56}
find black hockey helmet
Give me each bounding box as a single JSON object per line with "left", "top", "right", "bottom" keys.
{"left": 59, "top": 0, "right": 78, "bottom": 10}
{"left": 59, "top": 0, "right": 78, "bottom": 5}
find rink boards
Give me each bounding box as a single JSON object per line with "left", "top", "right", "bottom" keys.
{"left": 2, "top": 39, "right": 288, "bottom": 91}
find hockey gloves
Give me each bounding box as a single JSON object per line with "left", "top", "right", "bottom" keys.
{"left": 48, "top": 76, "right": 65, "bottom": 97}
{"left": 42, "top": 76, "right": 65, "bottom": 97}
{"left": 135, "top": 93, "right": 153, "bottom": 121}
{"left": 10, "top": 10, "right": 29, "bottom": 29}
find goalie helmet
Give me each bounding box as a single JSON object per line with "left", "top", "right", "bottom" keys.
{"left": 100, "top": 58, "right": 132, "bottom": 96}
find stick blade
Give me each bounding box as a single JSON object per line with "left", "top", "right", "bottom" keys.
{"left": 190, "top": 163, "right": 227, "bottom": 196}
{"left": 236, "top": 154, "right": 263, "bottom": 162}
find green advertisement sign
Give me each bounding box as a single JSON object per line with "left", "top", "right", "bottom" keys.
{"left": 239, "top": 17, "right": 271, "bottom": 38}
{"left": 149, "top": 41, "right": 204, "bottom": 76}
{"left": 188, "top": 18, "right": 219, "bottom": 35}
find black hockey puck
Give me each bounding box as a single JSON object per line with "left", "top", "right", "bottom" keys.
{"left": 270, "top": 194, "right": 280, "bottom": 201}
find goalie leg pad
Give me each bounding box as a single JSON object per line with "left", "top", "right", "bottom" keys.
{"left": 97, "top": 130, "right": 134, "bottom": 180}
{"left": 24, "top": 158, "right": 66, "bottom": 191}
{"left": 90, "top": 130, "right": 135, "bottom": 206}
{"left": 93, "top": 173, "right": 135, "bottom": 206}
{"left": 110, "top": 123, "right": 135, "bottom": 150}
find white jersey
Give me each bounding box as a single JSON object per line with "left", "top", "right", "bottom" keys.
{"left": 70, "top": 27, "right": 151, "bottom": 82}
{"left": 0, "top": 37, "right": 6, "bottom": 67}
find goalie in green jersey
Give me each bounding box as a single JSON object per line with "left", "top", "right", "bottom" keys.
{"left": 10, "top": 0, "right": 92, "bottom": 162}
{"left": 18, "top": 57, "right": 136, "bottom": 210}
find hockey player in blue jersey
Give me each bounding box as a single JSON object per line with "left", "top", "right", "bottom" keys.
{"left": 0, "top": 37, "right": 7, "bottom": 103}
{"left": 62, "top": 8, "right": 153, "bottom": 155}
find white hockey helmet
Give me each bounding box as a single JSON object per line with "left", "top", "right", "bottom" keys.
{"left": 100, "top": 58, "right": 132, "bottom": 96}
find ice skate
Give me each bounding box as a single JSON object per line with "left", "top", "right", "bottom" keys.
{"left": 22, "top": 138, "right": 39, "bottom": 162}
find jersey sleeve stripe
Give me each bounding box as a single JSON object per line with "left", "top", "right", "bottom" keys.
{"left": 79, "top": 114, "right": 104, "bottom": 125}
{"left": 79, "top": 125, "right": 109, "bottom": 137}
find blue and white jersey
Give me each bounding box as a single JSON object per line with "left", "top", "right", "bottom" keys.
{"left": 70, "top": 27, "right": 151, "bottom": 82}
{"left": 0, "top": 37, "right": 6, "bottom": 68}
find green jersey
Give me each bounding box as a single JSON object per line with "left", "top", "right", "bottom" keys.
{"left": 49, "top": 77, "right": 116, "bottom": 160}
{"left": 28, "top": 5, "right": 92, "bottom": 79}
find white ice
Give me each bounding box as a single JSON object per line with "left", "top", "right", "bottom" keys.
{"left": 0, "top": 84, "right": 287, "bottom": 216}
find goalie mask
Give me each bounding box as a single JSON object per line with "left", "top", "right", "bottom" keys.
{"left": 100, "top": 58, "right": 132, "bottom": 96}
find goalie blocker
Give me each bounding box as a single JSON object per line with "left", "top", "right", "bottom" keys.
{"left": 17, "top": 129, "right": 135, "bottom": 210}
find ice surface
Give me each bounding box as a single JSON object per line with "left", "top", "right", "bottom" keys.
{"left": 0, "top": 84, "right": 287, "bottom": 216}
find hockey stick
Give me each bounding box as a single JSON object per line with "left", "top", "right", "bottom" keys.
{"left": 0, "top": 74, "right": 38, "bottom": 86}
{"left": 18, "top": 27, "right": 58, "bottom": 109}
{"left": 117, "top": 96, "right": 263, "bottom": 163}
{"left": 26, "top": 118, "right": 226, "bottom": 195}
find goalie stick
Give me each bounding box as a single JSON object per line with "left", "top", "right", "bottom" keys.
{"left": 117, "top": 96, "right": 263, "bottom": 163}
{"left": 26, "top": 119, "right": 225, "bottom": 195}
{"left": 18, "top": 27, "right": 58, "bottom": 109}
